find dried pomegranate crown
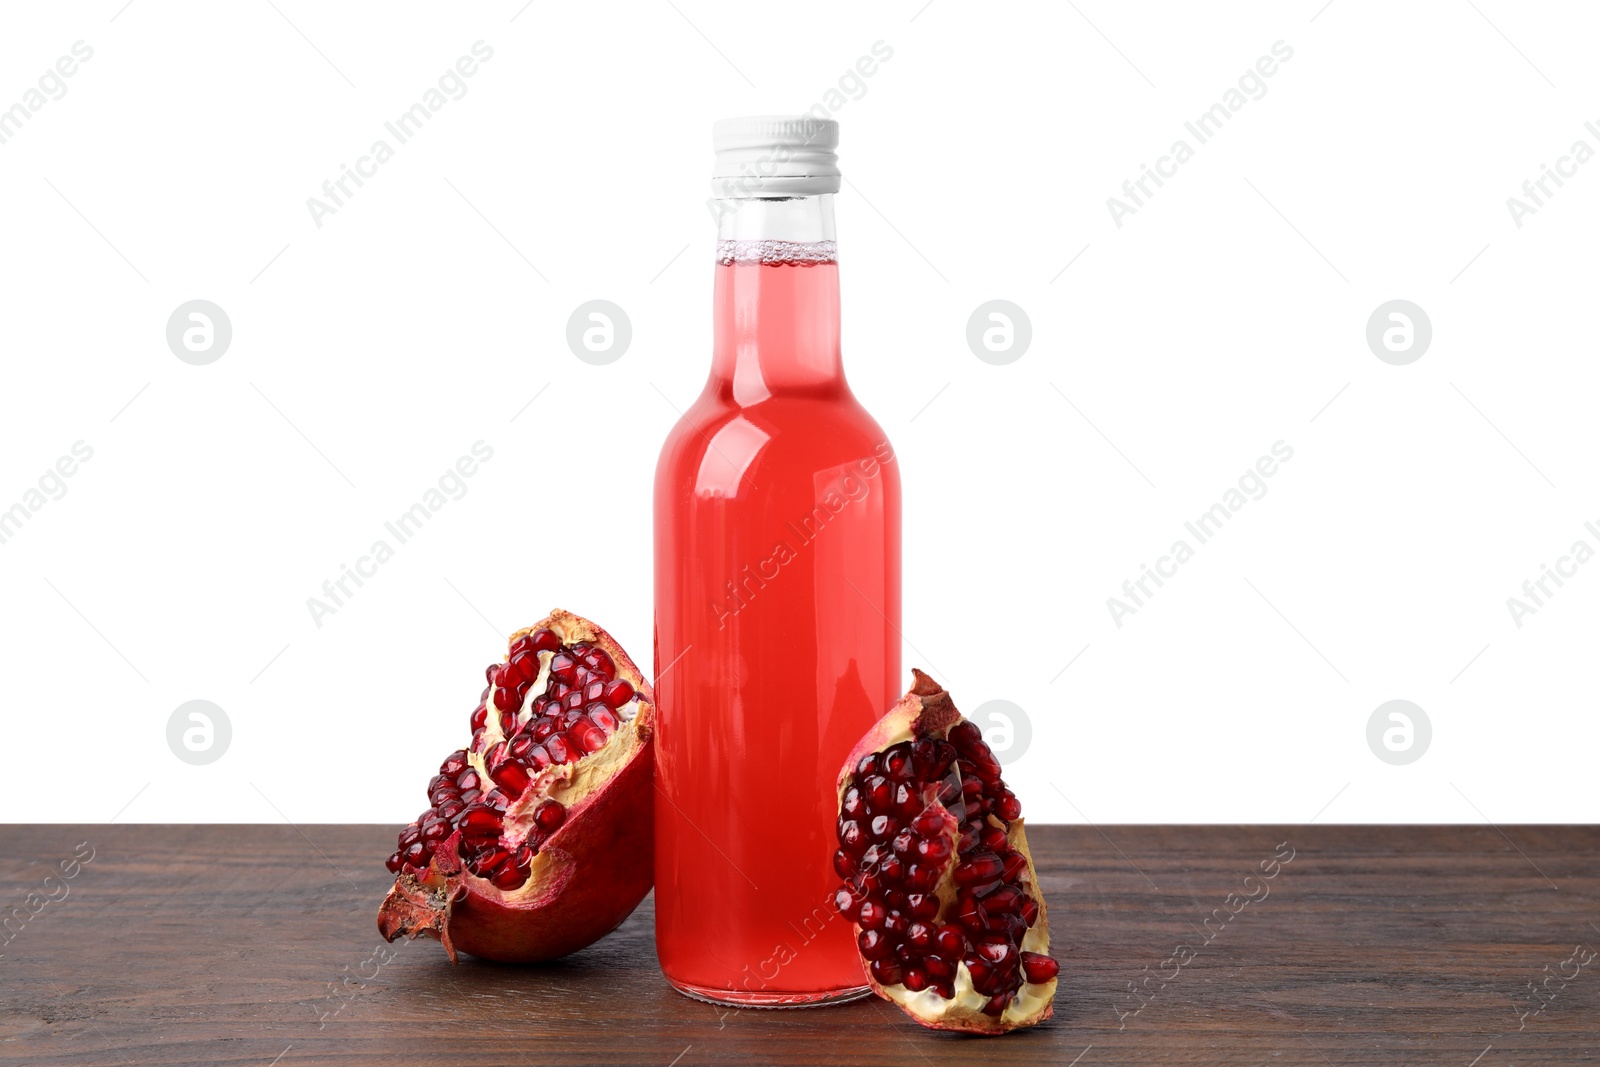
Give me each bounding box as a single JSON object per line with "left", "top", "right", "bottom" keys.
{"left": 833, "top": 670, "right": 1058, "bottom": 1034}
{"left": 379, "top": 609, "right": 655, "bottom": 963}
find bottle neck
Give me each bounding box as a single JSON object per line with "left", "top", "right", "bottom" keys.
{"left": 711, "top": 195, "right": 842, "bottom": 402}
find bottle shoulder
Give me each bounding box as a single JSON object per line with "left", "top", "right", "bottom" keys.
{"left": 655, "top": 387, "right": 899, "bottom": 496}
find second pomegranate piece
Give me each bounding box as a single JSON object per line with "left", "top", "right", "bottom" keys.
{"left": 833, "top": 670, "right": 1059, "bottom": 1033}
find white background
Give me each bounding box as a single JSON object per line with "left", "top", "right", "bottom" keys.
{"left": 2, "top": 1, "right": 1595, "bottom": 825}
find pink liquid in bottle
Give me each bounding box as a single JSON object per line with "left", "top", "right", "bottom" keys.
{"left": 654, "top": 187, "right": 901, "bottom": 1004}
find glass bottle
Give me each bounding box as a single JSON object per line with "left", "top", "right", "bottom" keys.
{"left": 653, "top": 117, "right": 901, "bottom": 1005}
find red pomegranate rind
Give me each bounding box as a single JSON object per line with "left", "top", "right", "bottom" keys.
{"left": 378, "top": 608, "right": 655, "bottom": 962}
{"left": 833, "top": 669, "right": 1058, "bottom": 1034}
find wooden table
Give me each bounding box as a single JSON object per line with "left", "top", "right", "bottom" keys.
{"left": 2, "top": 825, "right": 1596, "bottom": 1065}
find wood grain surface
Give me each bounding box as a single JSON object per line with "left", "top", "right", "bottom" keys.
{"left": 1, "top": 824, "right": 1597, "bottom": 1066}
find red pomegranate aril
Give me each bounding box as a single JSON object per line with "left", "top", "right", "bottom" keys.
{"left": 528, "top": 627, "right": 560, "bottom": 653}
{"left": 882, "top": 742, "right": 914, "bottom": 781}
{"left": 933, "top": 923, "right": 966, "bottom": 958}
{"left": 470, "top": 705, "right": 488, "bottom": 731}
{"left": 907, "top": 893, "right": 940, "bottom": 921}
{"left": 883, "top": 911, "right": 909, "bottom": 937}
{"left": 962, "top": 774, "right": 984, "bottom": 799}
{"left": 911, "top": 807, "right": 946, "bottom": 838}
{"left": 440, "top": 750, "right": 468, "bottom": 776}
{"left": 839, "top": 821, "right": 866, "bottom": 856}
{"left": 904, "top": 864, "right": 939, "bottom": 892}
{"left": 865, "top": 775, "right": 892, "bottom": 811}
{"left": 869, "top": 959, "right": 903, "bottom": 986}
{"left": 878, "top": 855, "right": 905, "bottom": 884}
{"left": 915, "top": 835, "right": 951, "bottom": 863}
{"left": 438, "top": 799, "right": 465, "bottom": 821}
{"left": 499, "top": 710, "right": 518, "bottom": 735}
{"left": 857, "top": 900, "right": 887, "bottom": 931}
{"left": 956, "top": 895, "right": 988, "bottom": 932}
{"left": 977, "top": 941, "right": 1017, "bottom": 970}
{"left": 925, "top": 955, "right": 954, "bottom": 980}
{"left": 421, "top": 820, "right": 449, "bottom": 844}
{"left": 490, "top": 761, "right": 531, "bottom": 798}
{"left": 533, "top": 799, "right": 566, "bottom": 833}
{"left": 979, "top": 824, "right": 1008, "bottom": 852}
{"left": 982, "top": 884, "right": 1022, "bottom": 914}
{"left": 869, "top": 814, "right": 898, "bottom": 840}
{"left": 833, "top": 850, "right": 855, "bottom": 879}
{"left": 965, "top": 957, "right": 998, "bottom": 995}
{"left": 906, "top": 921, "right": 934, "bottom": 951}
{"left": 531, "top": 718, "right": 559, "bottom": 742}
{"left": 508, "top": 735, "right": 534, "bottom": 760}
{"left": 982, "top": 993, "right": 1009, "bottom": 1017}
{"left": 571, "top": 721, "right": 607, "bottom": 754}
{"left": 548, "top": 652, "right": 578, "bottom": 684}
{"left": 890, "top": 783, "right": 918, "bottom": 818}
{"left": 841, "top": 787, "right": 867, "bottom": 819}
{"left": 489, "top": 861, "right": 526, "bottom": 891}
{"left": 1019, "top": 897, "right": 1039, "bottom": 926}
{"left": 581, "top": 648, "right": 614, "bottom": 676}
{"left": 386, "top": 851, "right": 404, "bottom": 873}
{"left": 1001, "top": 850, "right": 1028, "bottom": 882}
{"left": 460, "top": 807, "right": 502, "bottom": 838}
{"left": 603, "top": 678, "right": 634, "bottom": 707}
{"left": 997, "top": 790, "right": 1023, "bottom": 822}
{"left": 858, "top": 928, "right": 892, "bottom": 961}
{"left": 1020, "top": 951, "right": 1059, "bottom": 984}
{"left": 493, "top": 686, "right": 520, "bottom": 713}
{"left": 404, "top": 841, "right": 429, "bottom": 866}
{"left": 834, "top": 886, "right": 861, "bottom": 920}
{"left": 589, "top": 705, "right": 619, "bottom": 733}
{"left": 856, "top": 753, "right": 880, "bottom": 779}
{"left": 560, "top": 690, "right": 583, "bottom": 712}
{"left": 902, "top": 966, "right": 930, "bottom": 992}
{"left": 485, "top": 663, "right": 502, "bottom": 686}
{"left": 544, "top": 735, "right": 572, "bottom": 764}
{"left": 955, "top": 852, "right": 1005, "bottom": 886}
{"left": 502, "top": 652, "right": 531, "bottom": 687}
{"left": 891, "top": 828, "right": 916, "bottom": 857}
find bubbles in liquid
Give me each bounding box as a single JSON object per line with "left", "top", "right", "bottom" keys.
{"left": 717, "top": 239, "right": 837, "bottom": 266}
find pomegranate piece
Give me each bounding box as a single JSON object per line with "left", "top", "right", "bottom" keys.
{"left": 833, "top": 670, "right": 1058, "bottom": 1035}
{"left": 378, "top": 608, "right": 655, "bottom": 963}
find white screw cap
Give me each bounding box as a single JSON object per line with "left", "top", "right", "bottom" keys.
{"left": 712, "top": 115, "right": 841, "bottom": 198}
